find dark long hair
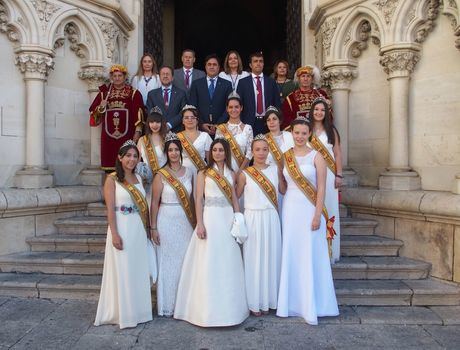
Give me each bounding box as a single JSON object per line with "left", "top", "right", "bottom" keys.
{"left": 310, "top": 99, "right": 339, "bottom": 145}
{"left": 207, "top": 138, "right": 233, "bottom": 171}
{"left": 163, "top": 139, "right": 183, "bottom": 167}
{"left": 145, "top": 111, "right": 168, "bottom": 139}
{"left": 115, "top": 144, "right": 139, "bottom": 182}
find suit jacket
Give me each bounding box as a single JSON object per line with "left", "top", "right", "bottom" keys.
{"left": 189, "top": 77, "right": 233, "bottom": 125}
{"left": 145, "top": 86, "right": 187, "bottom": 132}
{"left": 236, "top": 75, "right": 281, "bottom": 127}
{"left": 173, "top": 68, "right": 206, "bottom": 95}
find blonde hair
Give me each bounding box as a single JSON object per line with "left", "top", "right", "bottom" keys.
{"left": 134, "top": 53, "right": 158, "bottom": 78}
{"left": 223, "top": 50, "right": 244, "bottom": 75}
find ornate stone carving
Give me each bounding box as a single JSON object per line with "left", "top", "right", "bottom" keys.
{"left": 31, "top": 0, "right": 60, "bottom": 30}
{"left": 322, "top": 66, "right": 358, "bottom": 90}
{"left": 53, "top": 37, "right": 64, "bottom": 49}
{"left": 15, "top": 52, "right": 54, "bottom": 78}
{"left": 65, "top": 23, "right": 86, "bottom": 58}
{"left": 0, "top": 2, "right": 20, "bottom": 42}
{"left": 379, "top": 49, "right": 420, "bottom": 77}
{"left": 78, "top": 66, "right": 107, "bottom": 91}
{"left": 95, "top": 18, "right": 120, "bottom": 60}
{"left": 415, "top": 0, "right": 441, "bottom": 43}
{"left": 374, "top": 0, "right": 400, "bottom": 24}
{"left": 351, "top": 20, "right": 372, "bottom": 58}
{"left": 343, "top": 28, "right": 352, "bottom": 46}
{"left": 321, "top": 16, "right": 341, "bottom": 58}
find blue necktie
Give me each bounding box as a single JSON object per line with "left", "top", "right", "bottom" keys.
{"left": 208, "top": 78, "right": 215, "bottom": 99}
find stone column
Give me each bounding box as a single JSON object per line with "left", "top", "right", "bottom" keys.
{"left": 78, "top": 65, "right": 106, "bottom": 186}
{"left": 453, "top": 173, "right": 460, "bottom": 195}
{"left": 14, "top": 51, "right": 55, "bottom": 189}
{"left": 379, "top": 47, "right": 421, "bottom": 190}
{"left": 323, "top": 64, "right": 359, "bottom": 187}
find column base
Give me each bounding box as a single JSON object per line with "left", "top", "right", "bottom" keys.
{"left": 342, "top": 168, "right": 359, "bottom": 188}
{"left": 379, "top": 170, "right": 421, "bottom": 191}
{"left": 80, "top": 167, "right": 105, "bottom": 186}
{"left": 14, "top": 168, "right": 54, "bottom": 189}
{"left": 452, "top": 173, "right": 460, "bottom": 195}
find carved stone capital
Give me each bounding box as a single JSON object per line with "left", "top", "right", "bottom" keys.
{"left": 379, "top": 49, "right": 420, "bottom": 78}
{"left": 78, "top": 66, "right": 107, "bottom": 92}
{"left": 15, "top": 52, "right": 54, "bottom": 80}
{"left": 322, "top": 66, "right": 358, "bottom": 90}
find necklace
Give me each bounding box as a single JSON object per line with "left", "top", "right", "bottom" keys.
{"left": 143, "top": 75, "right": 153, "bottom": 86}
{"left": 168, "top": 164, "right": 182, "bottom": 173}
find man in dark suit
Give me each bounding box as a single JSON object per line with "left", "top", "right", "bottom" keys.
{"left": 146, "top": 66, "right": 187, "bottom": 132}
{"left": 173, "top": 49, "right": 206, "bottom": 97}
{"left": 237, "top": 52, "right": 281, "bottom": 135}
{"left": 189, "top": 54, "right": 232, "bottom": 136}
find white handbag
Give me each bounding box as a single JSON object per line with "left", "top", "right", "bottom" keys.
{"left": 146, "top": 239, "right": 158, "bottom": 284}
{"left": 230, "top": 212, "right": 248, "bottom": 244}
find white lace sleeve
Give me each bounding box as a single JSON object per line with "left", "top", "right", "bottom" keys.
{"left": 203, "top": 132, "right": 213, "bottom": 152}
{"left": 244, "top": 125, "right": 253, "bottom": 160}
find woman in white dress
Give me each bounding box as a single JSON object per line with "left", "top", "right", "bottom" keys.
{"left": 137, "top": 108, "right": 167, "bottom": 205}
{"left": 236, "top": 135, "right": 285, "bottom": 316}
{"left": 95, "top": 141, "right": 153, "bottom": 329}
{"left": 174, "top": 138, "right": 249, "bottom": 327}
{"left": 151, "top": 133, "right": 194, "bottom": 317}
{"left": 219, "top": 50, "right": 250, "bottom": 91}
{"left": 277, "top": 117, "right": 339, "bottom": 325}
{"left": 177, "top": 105, "right": 212, "bottom": 184}
{"left": 131, "top": 53, "right": 161, "bottom": 105}
{"left": 215, "top": 93, "right": 253, "bottom": 174}
{"left": 309, "top": 98, "right": 342, "bottom": 263}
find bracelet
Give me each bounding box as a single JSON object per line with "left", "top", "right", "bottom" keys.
{"left": 336, "top": 174, "right": 343, "bottom": 179}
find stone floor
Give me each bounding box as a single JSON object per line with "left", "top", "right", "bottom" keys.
{"left": 0, "top": 297, "right": 460, "bottom": 349}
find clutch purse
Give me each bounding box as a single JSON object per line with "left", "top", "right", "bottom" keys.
{"left": 147, "top": 239, "right": 158, "bottom": 284}
{"left": 230, "top": 212, "right": 248, "bottom": 244}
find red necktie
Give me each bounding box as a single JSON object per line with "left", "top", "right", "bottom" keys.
{"left": 163, "top": 88, "right": 170, "bottom": 108}
{"left": 256, "top": 76, "right": 263, "bottom": 115}
{"left": 185, "top": 70, "right": 190, "bottom": 89}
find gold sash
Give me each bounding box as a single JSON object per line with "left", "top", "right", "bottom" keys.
{"left": 205, "top": 167, "right": 233, "bottom": 206}
{"left": 283, "top": 149, "right": 336, "bottom": 257}
{"left": 177, "top": 132, "right": 207, "bottom": 171}
{"left": 158, "top": 168, "right": 196, "bottom": 227}
{"left": 143, "top": 135, "right": 160, "bottom": 173}
{"left": 245, "top": 166, "right": 278, "bottom": 211}
{"left": 216, "top": 124, "right": 245, "bottom": 167}
{"left": 109, "top": 173, "right": 150, "bottom": 233}
{"left": 310, "top": 134, "right": 337, "bottom": 175}
{"left": 265, "top": 132, "right": 283, "bottom": 167}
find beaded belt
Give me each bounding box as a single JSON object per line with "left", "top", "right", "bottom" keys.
{"left": 115, "top": 205, "right": 139, "bottom": 214}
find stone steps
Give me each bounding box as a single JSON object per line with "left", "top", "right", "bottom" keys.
{"left": 26, "top": 234, "right": 106, "bottom": 253}
{"left": 87, "top": 202, "right": 106, "bottom": 217}
{"left": 54, "top": 217, "right": 107, "bottom": 235}
{"left": 341, "top": 217, "right": 378, "bottom": 235}
{"left": 0, "top": 273, "right": 458, "bottom": 306}
{"left": 341, "top": 235, "right": 403, "bottom": 257}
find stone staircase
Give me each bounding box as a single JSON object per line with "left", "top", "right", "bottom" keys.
{"left": 0, "top": 203, "right": 460, "bottom": 306}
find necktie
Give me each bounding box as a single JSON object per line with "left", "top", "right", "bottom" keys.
{"left": 208, "top": 78, "right": 215, "bottom": 99}
{"left": 185, "top": 70, "right": 190, "bottom": 89}
{"left": 163, "top": 88, "right": 170, "bottom": 108}
{"left": 256, "top": 76, "right": 263, "bottom": 115}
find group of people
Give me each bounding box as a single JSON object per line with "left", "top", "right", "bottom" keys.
{"left": 91, "top": 49, "right": 344, "bottom": 330}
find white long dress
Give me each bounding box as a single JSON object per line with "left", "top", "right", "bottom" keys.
{"left": 315, "top": 131, "right": 341, "bottom": 263}
{"left": 174, "top": 166, "right": 249, "bottom": 327}
{"left": 95, "top": 176, "right": 153, "bottom": 329}
{"left": 219, "top": 71, "right": 250, "bottom": 91}
{"left": 243, "top": 165, "right": 281, "bottom": 312}
{"left": 277, "top": 150, "right": 339, "bottom": 325}
{"left": 181, "top": 131, "right": 212, "bottom": 183}
{"left": 156, "top": 168, "right": 194, "bottom": 316}
{"left": 215, "top": 122, "right": 253, "bottom": 172}
{"left": 132, "top": 75, "right": 161, "bottom": 105}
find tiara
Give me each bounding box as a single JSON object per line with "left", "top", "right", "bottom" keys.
{"left": 121, "top": 139, "right": 137, "bottom": 149}
{"left": 253, "top": 134, "right": 267, "bottom": 141}
{"left": 265, "top": 106, "right": 279, "bottom": 114}
{"left": 181, "top": 104, "right": 197, "bottom": 112}
{"left": 150, "top": 106, "right": 163, "bottom": 116}
{"left": 227, "top": 91, "right": 241, "bottom": 100}
{"left": 312, "top": 96, "right": 328, "bottom": 104}
{"left": 165, "top": 131, "right": 179, "bottom": 142}
{"left": 294, "top": 116, "right": 310, "bottom": 122}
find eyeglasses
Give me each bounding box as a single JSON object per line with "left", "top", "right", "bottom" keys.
{"left": 183, "top": 116, "right": 197, "bottom": 120}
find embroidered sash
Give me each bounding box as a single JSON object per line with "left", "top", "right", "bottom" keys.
{"left": 245, "top": 166, "right": 278, "bottom": 211}
{"left": 310, "top": 134, "right": 337, "bottom": 175}
{"left": 177, "top": 132, "right": 207, "bottom": 171}
{"left": 216, "top": 124, "right": 245, "bottom": 167}
{"left": 265, "top": 132, "right": 283, "bottom": 167}
{"left": 109, "top": 173, "right": 150, "bottom": 233}
{"left": 143, "top": 135, "right": 160, "bottom": 173}
{"left": 283, "top": 149, "right": 336, "bottom": 257}
{"left": 205, "top": 167, "right": 233, "bottom": 206}
{"left": 158, "top": 168, "right": 196, "bottom": 227}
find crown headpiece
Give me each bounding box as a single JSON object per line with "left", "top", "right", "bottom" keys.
{"left": 165, "top": 131, "right": 179, "bottom": 142}
{"left": 150, "top": 106, "right": 163, "bottom": 116}
{"left": 265, "top": 106, "right": 279, "bottom": 114}
{"left": 181, "top": 104, "right": 197, "bottom": 112}
{"left": 227, "top": 91, "right": 241, "bottom": 100}
{"left": 295, "top": 65, "right": 314, "bottom": 77}
{"left": 312, "top": 96, "right": 328, "bottom": 105}
{"left": 110, "top": 64, "right": 128, "bottom": 74}
{"left": 120, "top": 139, "right": 137, "bottom": 150}
{"left": 294, "top": 116, "right": 310, "bottom": 123}
{"left": 253, "top": 134, "right": 267, "bottom": 142}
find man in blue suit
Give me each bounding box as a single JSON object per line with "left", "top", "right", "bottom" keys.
{"left": 237, "top": 52, "right": 281, "bottom": 135}
{"left": 146, "top": 66, "right": 187, "bottom": 132}
{"left": 189, "top": 54, "right": 232, "bottom": 136}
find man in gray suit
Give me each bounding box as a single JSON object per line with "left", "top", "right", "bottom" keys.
{"left": 146, "top": 66, "right": 187, "bottom": 132}
{"left": 173, "top": 49, "right": 205, "bottom": 96}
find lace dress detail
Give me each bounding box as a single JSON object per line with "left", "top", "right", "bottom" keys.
{"left": 216, "top": 122, "right": 253, "bottom": 170}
